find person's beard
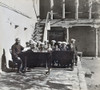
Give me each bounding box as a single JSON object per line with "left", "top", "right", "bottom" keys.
{"left": 16, "top": 42, "right": 19, "bottom": 45}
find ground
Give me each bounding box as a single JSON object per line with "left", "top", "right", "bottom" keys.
{"left": 0, "top": 57, "right": 87, "bottom": 90}
{"left": 81, "top": 57, "right": 100, "bottom": 90}
{"left": 0, "top": 57, "right": 100, "bottom": 90}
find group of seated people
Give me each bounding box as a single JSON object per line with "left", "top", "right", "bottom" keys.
{"left": 23, "top": 39, "right": 77, "bottom": 53}
{"left": 11, "top": 38, "right": 77, "bottom": 73}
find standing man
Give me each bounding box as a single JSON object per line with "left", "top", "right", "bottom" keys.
{"left": 70, "top": 39, "right": 78, "bottom": 66}
{"left": 11, "top": 38, "right": 24, "bottom": 73}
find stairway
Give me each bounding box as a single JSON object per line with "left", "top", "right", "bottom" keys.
{"left": 32, "top": 21, "right": 45, "bottom": 42}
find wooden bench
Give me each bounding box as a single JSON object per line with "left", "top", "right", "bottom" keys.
{"left": 52, "top": 51, "right": 74, "bottom": 70}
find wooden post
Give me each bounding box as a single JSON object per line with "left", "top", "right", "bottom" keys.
{"left": 66, "top": 28, "right": 69, "bottom": 43}
{"left": 43, "top": 12, "right": 50, "bottom": 42}
{"left": 75, "top": 0, "right": 79, "bottom": 20}
{"left": 50, "top": 0, "right": 54, "bottom": 20}
{"left": 62, "top": 0, "right": 65, "bottom": 19}
{"left": 95, "top": 28, "right": 99, "bottom": 59}
{"left": 88, "top": 0, "right": 92, "bottom": 19}
{"left": 51, "top": 10, "right": 53, "bottom": 20}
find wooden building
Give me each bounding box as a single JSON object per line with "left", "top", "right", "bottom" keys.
{"left": 35, "top": 0, "right": 100, "bottom": 57}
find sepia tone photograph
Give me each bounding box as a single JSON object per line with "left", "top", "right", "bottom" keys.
{"left": 0, "top": 0, "right": 100, "bottom": 90}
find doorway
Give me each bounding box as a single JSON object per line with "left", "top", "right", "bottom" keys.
{"left": 48, "top": 27, "right": 66, "bottom": 42}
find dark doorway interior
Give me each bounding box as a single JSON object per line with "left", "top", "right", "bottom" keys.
{"left": 48, "top": 27, "right": 66, "bottom": 42}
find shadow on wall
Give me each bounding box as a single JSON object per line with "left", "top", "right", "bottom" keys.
{"left": 1, "top": 49, "right": 7, "bottom": 71}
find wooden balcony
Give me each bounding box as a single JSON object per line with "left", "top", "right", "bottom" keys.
{"left": 40, "top": 19, "right": 100, "bottom": 28}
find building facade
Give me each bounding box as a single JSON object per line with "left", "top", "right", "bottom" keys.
{"left": 39, "top": 0, "right": 100, "bottom": 57}
{"left": 0, "top": 0, "right": 39, "bottom": 71}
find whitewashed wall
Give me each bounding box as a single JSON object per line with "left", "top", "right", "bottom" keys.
{"left": 0, "top": 0, "right": 39, "bottom": 71}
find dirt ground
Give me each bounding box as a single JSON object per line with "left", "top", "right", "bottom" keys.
{"left": 0, "top": 57, "right": 86, "bottom": 90}
{"left": 81, "top": 57, "right": 100, "bottom": 90}
{"left": 0, "top": 57, "right": 99, "bottom": 90}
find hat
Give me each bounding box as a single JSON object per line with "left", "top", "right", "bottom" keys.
{"left": 71, "top": 38, "right": 76, "bottom": 42}
{"left": 44, "top": 40, "right": 49, "bottom": 42}
{"left": 15, "top": 38, "right": 20, "bottom": 41}
{"left": 51, "top": 40, "right": 56, "bottom": 43}
{"left": 62, "top": 42, "right": 67, "bottom": 45}
{"left": 58, "top": 41, "right": 62, "bottom": 44}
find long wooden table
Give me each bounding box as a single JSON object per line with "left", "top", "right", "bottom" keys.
{"left": 20, "top": 50, "right": 74, "bottom": 70}
{"left": 20, "top": 50, "right": 52, "bottom": 68}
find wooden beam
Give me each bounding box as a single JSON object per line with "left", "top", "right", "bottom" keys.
{"left": 62, "top": 0, "right": 65, "bottom": 19}
{"left": 88, "top": 0, "right": 92, "bottom": 19}
{"left": 66, "top": 28, "right": 69, "bottom": 43}
{"left": 50, "top": 0, "right": 54, "bottom": 20}
{"left": 95, "top": 28, "right": 99, "bottom": 58}
{"left": 43, "top": 12, "right": 50, "bottom": 42}
{"left": 75, "top": 0, "right": 79, "bottom": 20}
